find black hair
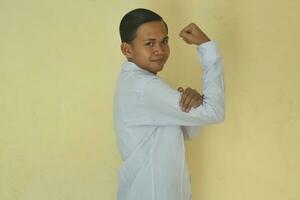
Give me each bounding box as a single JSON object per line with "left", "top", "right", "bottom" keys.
{"left": 119, "top": 8, "right": 168, "bottom": 43}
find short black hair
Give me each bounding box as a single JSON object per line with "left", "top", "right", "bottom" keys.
{"left": 119, "top": 8, "right": 168, "bottom": 43}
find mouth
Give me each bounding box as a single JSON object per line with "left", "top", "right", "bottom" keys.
{"left": 151, "top": 59, "right": 165, "bottom": 64}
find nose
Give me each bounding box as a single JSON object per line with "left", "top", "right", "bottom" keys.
{"left": 153, "top": 44, "right": 164, "bottom": 55}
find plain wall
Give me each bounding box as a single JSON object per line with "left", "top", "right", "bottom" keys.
{"left": 1, "top": 0, "right": 299, "bottom": 199}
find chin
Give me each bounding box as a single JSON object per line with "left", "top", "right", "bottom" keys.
{"left": 153, "top": 64, "right": 164, "bottom": 73}
{"left": 153, "top": 61, "right": 166, "bottom": 68}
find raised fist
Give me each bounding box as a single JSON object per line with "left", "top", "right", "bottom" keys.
{"left": 179, "top": 23, "right": 210, "bottom": 45}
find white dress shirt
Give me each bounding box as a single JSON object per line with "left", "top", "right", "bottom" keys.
{"left": 114, "top": 41, "right": 225, "bottom": 200}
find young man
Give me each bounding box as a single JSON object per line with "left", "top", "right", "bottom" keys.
{"left": 114, "top": 8, "right": 225, "bottom": 200}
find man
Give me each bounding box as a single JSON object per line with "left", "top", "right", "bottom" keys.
{"left": 114, "top": 8, "right": 225, "bottom": 200}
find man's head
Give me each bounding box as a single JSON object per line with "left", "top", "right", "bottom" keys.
{"left": 119, "top": 8, "right": 170, "bottom": 74}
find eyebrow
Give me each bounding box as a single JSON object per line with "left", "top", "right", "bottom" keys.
{"left": 144, "top": 36, "right": 169, "bottom": 42}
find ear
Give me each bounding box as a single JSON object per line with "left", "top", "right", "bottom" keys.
{"left": 121, "top": 42, "right": 133, "bottom": 59}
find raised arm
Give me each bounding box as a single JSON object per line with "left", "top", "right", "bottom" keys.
{"left": 142, "top": 23, "right": 225, "bottom": 127}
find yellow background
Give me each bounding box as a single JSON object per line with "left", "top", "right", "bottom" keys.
{"left": 1, "top": 0, "right": 299, "bottom": 199}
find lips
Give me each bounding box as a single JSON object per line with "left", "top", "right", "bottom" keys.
{"left": 151, "top": 58, "right": 165, "bottom": 62}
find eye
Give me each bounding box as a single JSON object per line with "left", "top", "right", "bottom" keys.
{"left": 145, "top": 42, "right": 154, "bottom": 47}
{"left": 162, "top": 39, "right": 169, "bottom": 45}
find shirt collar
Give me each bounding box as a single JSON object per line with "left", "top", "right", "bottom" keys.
{"left": 122, "top": 61, "right": 156, "bottom": 76}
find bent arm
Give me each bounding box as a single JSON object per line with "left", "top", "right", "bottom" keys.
{"left": 143, "top": 41, "right": 225, "bottom": 127}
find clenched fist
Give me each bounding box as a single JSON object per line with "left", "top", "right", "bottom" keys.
{"left": 177, "top": 87, "right": 204, "bottom": 112}
{"left": 179, "top": 23, "right": 210, "bottom": 45}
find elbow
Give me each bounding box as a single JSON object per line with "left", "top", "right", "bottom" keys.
{"left": 192, "top": 101, "right": 225, "bottom": 124}
{"left": 215, "top": 109, "right": 225, "bottom": 123}
{"left": 211, "top": 104, "right": 225, "bottom": 124}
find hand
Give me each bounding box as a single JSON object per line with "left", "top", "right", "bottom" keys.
{"left": 177, "top": 87, "right": 204, "bottom": 112}
{"left": 179, "top": 23, "right": 210, "bottom": 45}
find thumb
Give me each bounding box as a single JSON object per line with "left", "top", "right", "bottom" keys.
{"left": 180, "top": 23, "right": 195, "bottom": 35}
{"left": 177, "top": 87, "right": 184, "bottom": 93}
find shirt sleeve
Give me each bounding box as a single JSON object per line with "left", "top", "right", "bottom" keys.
{"left": 182, "top": 126, "right": 202, "bottom": 140}
{"left": 143, "top": 41, "right": 225, "bottom": 127}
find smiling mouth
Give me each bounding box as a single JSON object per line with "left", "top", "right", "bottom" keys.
{"left": 151, "top": 59, "right": 164, "bottom": 62}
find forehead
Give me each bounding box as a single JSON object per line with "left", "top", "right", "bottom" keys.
{"left": 135, "top": 21, "right": 168, "bottom": 40}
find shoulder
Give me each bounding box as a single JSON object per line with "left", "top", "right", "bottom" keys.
{"left": 117, "top": 69, "right": 159, "bottom": 92}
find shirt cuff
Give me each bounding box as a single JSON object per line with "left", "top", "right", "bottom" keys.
{"left": 197, "top": 41, "right": 221, "bottom": 64}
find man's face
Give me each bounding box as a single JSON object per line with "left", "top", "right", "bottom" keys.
{"left": 122, "top": 21, "right": 170, "bottom": 74}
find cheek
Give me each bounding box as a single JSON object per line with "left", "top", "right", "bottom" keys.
{"left": 134, "top": 49, "right": 150, "bottom": 59}
{"left": 165, "top": 47, "right": 170, "bottom": 57}
{"left": 143, "top": 49, "right": 154, "bottom": 58}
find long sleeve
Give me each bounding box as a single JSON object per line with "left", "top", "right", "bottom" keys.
{"left": 143, "top": 41, "right": 225, "bottom": 127}
{"left": 182, "top": 126, "right": 202, "bottom": 140}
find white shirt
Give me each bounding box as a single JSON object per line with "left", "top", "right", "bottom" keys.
{"left": 114, "top": 41, "right": 225, "bottom": 200}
